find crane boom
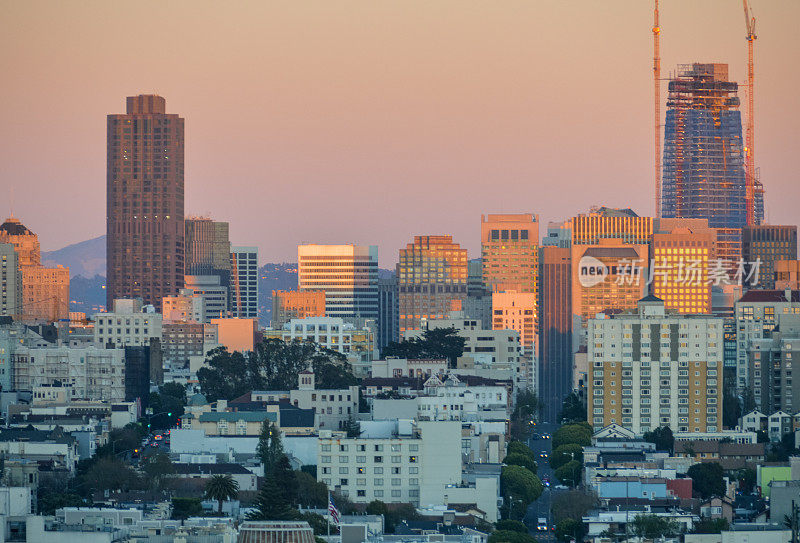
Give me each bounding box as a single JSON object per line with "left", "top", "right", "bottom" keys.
{"left": 653, "top": 0, "right": 661, "bottom": 218}
{"left": 743, "top": 0, "right": 757, "bottom": 225}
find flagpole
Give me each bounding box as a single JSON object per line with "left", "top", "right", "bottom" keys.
{"left": 327, "top": 492, "right": 331, "bottom": 538}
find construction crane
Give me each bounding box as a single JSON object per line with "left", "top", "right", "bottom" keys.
{"left": 743, "top": 0, "right": 757, "bottom": 226}
{"left": 653, "top": 0, "right": 662, "bottom": 219}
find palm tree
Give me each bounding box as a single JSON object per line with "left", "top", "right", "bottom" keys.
{"left": 204, "top": 474, "right": 239, "bottom": 515}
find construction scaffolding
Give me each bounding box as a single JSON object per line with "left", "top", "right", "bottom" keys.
{"left": 661, "top": 63, "right": 762, "bottom": 231}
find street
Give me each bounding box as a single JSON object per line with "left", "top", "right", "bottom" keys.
{"left": 524, "top": 422, "right": 557, "bottom": 541}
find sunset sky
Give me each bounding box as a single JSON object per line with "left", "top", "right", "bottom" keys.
{"left": 1, "top": 0, "right": 798, "bottom": 267}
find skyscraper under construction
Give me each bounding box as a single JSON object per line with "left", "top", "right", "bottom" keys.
{"left": 661, "top": 64, "right": 764, "bottom": 265}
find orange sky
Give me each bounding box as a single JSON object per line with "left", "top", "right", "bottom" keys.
{"left": 1, "top": 0, "right": 798, "bottom": 267}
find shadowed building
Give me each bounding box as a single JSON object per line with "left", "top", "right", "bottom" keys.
{"left": 539, "top": 246, "right": 572, "bottom": 422}
{"left": 106, "top": 95, "right": 184, "bottom": 311}
{"left": 742, "top": 225, "right": 798, "bottom": 289}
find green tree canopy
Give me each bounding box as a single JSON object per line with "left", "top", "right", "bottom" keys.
{"left": 559, "top": 392, "right": 587, "bottom": 424}
{"left": 295, "top": 471, "right": 329, "bottom": 508}
{"left": 643, "top": 426, "right": 674, "bottom": 454}
{"left": 256, "top": 420, "right": 284, "bottom": 475}
{"left": 204, "top": 474, "right": 239, "bottom": 514}
{"left": 552, "top": 423, "right": 591, "bottom": 450}
{"left": 554, "top": 460, "right": 582, "bottom": 488}
{"left": 381, "top": 327, "right": 466, "bottom": 367}
{"left": 501, "top": 465, "right": 544, "bottom": 504}
{"left": 496, "top": 519, "right": 528, "bottom": 533}
{"left": 687, "top": 462, "right": 725, "bottom": 499}
{"left": 142, "top": 452, "right": 174, "bottom": 489}
{"left": 172, "top": 497, "right": 203, "bottom": 520}
{"left": 555, "top": 518, "right": 585, "bottom": 542}
{"left": 505, "top": 453, "right": 537, "bottom": 474}
{"left": 552, "top": 490, "right": 598, "bottom": 523}
{"left": 487, "top": 530, "right": 538, "bottom": 543}
{"left": 693, "top": 518, "right": 729, "bottom": 534}
{"left": 247, "top": 475, "right": 299, "bottom": 521}
{"left": 549, "top": 444, "right": 584, "bottom": 471}
{"left": 510, "top": 391, "right": 541, "bottom": 441}
{"left": 630, "top": 514, "right": 681, "bottom": 539}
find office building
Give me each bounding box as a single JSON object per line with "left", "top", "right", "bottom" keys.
{"left": 230, "top": 246, "right": 259, "bottom": 319}
{"left": 481, "top": 214, "right": 539, "bottom": 293}
{"left": 742, "top": 225, "right": 798, "bottom": 289}
{"left": 571, "top": 240, "right": 649, "bottom": 325}
{"left": 587, "top": 296, "right": 724, "bottom": 434}
{"left": 184, "top": 275, "right": 228, "bottom": 322}
{"left": 734, "top": 290, "right": 800, "bottom": 390}
{"left": 651, "top": 218, "right": 715, "bottom": 315}
{"left": 297, "top": 244, "right": 378, "bottom": 323}
{"left": 568, "top": 207, "right": 653, "bottom": 246}
{"left": 775, "top": 261, "right": 800, "bottom": 290}
{"left": 661, "top": 63, "right": 762, "bottom": 226}
{"left": 162, "top": 288, "right": 205, "bottom": 323}
{"left": 378, "top": 275, "right": 399, "bottom": 352}
{"left": 271, "top": 290, "right": 326, "bottom": 329}
{"left": 0, "top": 217, "right": 69, "bottom": 322}
{"left": 539, "top": 246, "right": 573, "bottom": 422}
{"left": 397, "top": 236, "right": 467, "bottom": 333}
{"left": 93, "top": 298, "right": 163, "bottom": 348}
{"left": 0, "top": 244, "right": 22, "bottom": 318}
{"left": 492, "top": 291, "right": 537, "bottom": 388}
{"left": 185, "top": 217, "right": 231, "bottom": 288}
{"left": 106, "top": 94, "right": 185, "bottom": 311}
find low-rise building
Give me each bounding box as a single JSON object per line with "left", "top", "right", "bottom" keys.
{"left": 673, "top": 440, "right": 765, "bottom": 470}
{"left": 93, "top": 298, "right": 162, "bottom": 348}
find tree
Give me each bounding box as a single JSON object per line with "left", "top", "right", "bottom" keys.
{"left": 552, "top": 490, "right": 598, "bottom": 523}
{"left": 693, "top": 518, "right": 729, "bottom": 534}
{"left": 630, "top": 514, "right": 680, "bottom": 539}
{"left": 687, "top": 462, "right": 725, "bottom": 499}
{"left": 142, "top": 452, "right": 174, "bottom": 489}
{"left": 300, "top": 512, "right": 331, "bottom": 535}
{"left": 488, "top": 530, "right": 538, "bottom": 543}
{"left": 555, "top": 518, "right": 584, "bottom": 542}
{"left": 148, "top": 382, "right": 187, "bottom": 429}
{"left": 737, "top": 468, "right": 756, "bottom": 494}
{"left": 366, "top": 500, "right": 392, "bottom": 531}
{"left": 296, "top": 471, "right": 329, "bottom": 508}
{"left": 757, "top": 430, "right": 770, "bottom": 443}
{"left": 256, "top": 420, "right": 284, "bottom": 475}
{"left": 197, "top": 347, "right": 254, "bottom": 401}
{"left": 496, "top": 520, "right": 528, "bottom": 533}
{"left": 549, "top": 444, "right": 583, "bottom": 471}
{"left": 248, "top": 475, "right": 299, "bottom": 520}
{"left": 273, "top": 455, "right": 298, "bottom": 506}
{"left": 172, "top": 497, "right": 204, "bottom": 519}
{"left": 552, "top": 423, "right": 591, "bottom": 450}
{"left": 204, "top": 474, "right": 240, "bottom": 514}
{"left": 643, "top": 426, "right": 674, "bottom": 454}
{"left": 554, "top": 460, "right": 582, "bottom": 488}
{"left": 80, "top": 457, "right": 141, "bottom": 493}
{"left": 505, "top": 453, "right": 537, "bottom": 473}
{"left": 559, "top": 392, "right": 587, "bottom": 424}
{"left": 501, "top": 465, "right": 543, "bottom": 515}
{"left": 722, "top": 378, "right": 742, "bottom": 430}
{"left": 382, "top": 327, "right": 466, "bottom": 367}
{"left": 311, "top": 350, "right": 359, "bottom": 389}
{"left": 510, "top": 391, "right": 541, "bottom": 441}
{"left": 343, "top": 417, "right": 361, "bottom": 438}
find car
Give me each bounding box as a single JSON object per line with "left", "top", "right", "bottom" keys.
{"left": 537, "top": 518, "right": 548, "bottom": 531}
{"left": 554, "top": 484, "right": 568, "bottom": 490}
{"left": 542, "top": 433, "right": 551, "bottom": 439}
{"left": 154, "top": 434, "right": 163, "bottom": 440}
{"left": 540, "top": 453, "right": 548, "bottom": 458}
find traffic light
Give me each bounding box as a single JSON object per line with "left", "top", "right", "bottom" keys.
{"left": 168, "top": 412, "right": 172, "bottom": 417}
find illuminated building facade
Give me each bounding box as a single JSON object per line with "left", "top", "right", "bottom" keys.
{"left": 271, "top": 290, "right": 326, "bottom": 329}
{"left": 397, "top": 236, "right": 467, "bottom": 333}
{"left": 481, "top": 214, "right": 539, "bottom": 294}
{"left": 567, "top": 207, "right": 653, "bottom": 247}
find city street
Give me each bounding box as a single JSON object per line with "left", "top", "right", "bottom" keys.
{"left": 524, "top": 422, "right": 557, "bottom": 541}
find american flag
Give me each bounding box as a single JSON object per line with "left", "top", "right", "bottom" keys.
{"left": 328, "top": 493, "right": 341, "bottom": 525}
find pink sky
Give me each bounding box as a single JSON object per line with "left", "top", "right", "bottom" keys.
{"left": 1, "top": 0, "right": 798, "bottom": 267}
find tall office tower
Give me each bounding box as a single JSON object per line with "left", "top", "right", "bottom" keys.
{"left": 539, "top": 246, "right": 573, "bottom": 422}
{"left": 481, "top": 214, "right": 539, "bottom": 293}
{"left": 587, "top": 297, "right": 724, "bottom": 434}
{"left": 0, "top": 217, "right": 69, "bottom": 322}
{"left": 571, "top": 240, "right": 649, "bottom": 325}
{"left": 106, "top": 94, "right": 184, "bottom": 311}
{"left": 742, "top": 225, "right": 798, "bottom": 289}
{"left": 378, "top": 275, "right": 399, "bottom": 352}
{"left": 651, "top": 218, "right": 715, "bottom": 315}
{"left": 397, "top": 236, "right": 467, "bottom": 333}
{"left": 230, "top": 246, "right": 259, "bottom": 319}
{"left": 0, "top": 244, "right": 22, "bottom": 318}
{"left": 271, "top": 290, "right": 326, "bottom": 329}
{"left": 661, "top": 64, "right": 761, "bottom": 270}
{"left": 185, "top": 217, "right": 231, "bottom": 287}
{"left": 568, "top": 207, "right": 653, "bottom": 247}
{"left": 297, "top": 245, "right": 379, "bottom": 322}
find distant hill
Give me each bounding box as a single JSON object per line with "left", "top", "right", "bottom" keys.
{"left": 42, "top": 235, "right": 106, "bottom": 278}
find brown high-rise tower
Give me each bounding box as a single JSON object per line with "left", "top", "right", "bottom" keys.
{"left": 106, "top": 95, "right": 184, "bottom": 311}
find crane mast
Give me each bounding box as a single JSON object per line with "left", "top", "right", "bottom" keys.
{"left": 743, "top": 0, "right": 757, "bottom": 226}
{"left": 653, "top": 0, "right": 661, "bottom": 219}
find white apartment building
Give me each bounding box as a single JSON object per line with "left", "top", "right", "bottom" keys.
{"left": 371, "top": 358, "right": 447, "bottom": 379}
{"left": 11, "top": 345, "right": 125, "bottom": 401}
{"left": 251, "top": 370, "right": 359, "bottom": 430}
{"left": 182, "top": 277, "right": 228, "bottom": 322}
{"left": 588, "top": 296, "right": 724, "bottom": 435}
{"left": 735, "top": 290, "right": 800, "bottom": 390}
{"left": 416, "top": 374, "right": 508, "bottom": 422}
{"left": 93, "top": 298, "right": 163, "bottom": 348}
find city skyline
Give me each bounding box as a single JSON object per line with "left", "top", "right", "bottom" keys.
{"left": 2, "top": 1, "right": 799, "bottom": 267}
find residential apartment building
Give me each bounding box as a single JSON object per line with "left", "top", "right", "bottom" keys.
{"left": 0, "top": 243, "right": 22, "bottom": 318}
{"left": 297, "top": 244, "right": 379, "bottom": 322}
{"left": 734, "top": 290, "right": 800, "bottom": 390}
{"left": 746, "top": 313, "right": 800, "bottom": 415}
{"left": 11, "top": 345, "right": 126, "bottom": 401}
{"left": 587, "top": 296, "right": 724, "bottom": 434}
{"left": 106, "top": 95, "right": 184, "bottom": 311}
{"left": 93, "top": 298, "right": 163, "bottom": 348}
{"left": 270, "top": 290, "right": 326, "bottom": 329}
{"left": 230, "top": 246, "right": 259, "bottom": 319}
{"left": 743, "top": 225, "right": 798, "bottom": 289}
{"left": 397, "top": 236, "right": 467, "bottom": 333}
